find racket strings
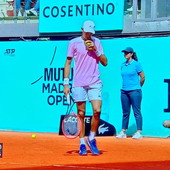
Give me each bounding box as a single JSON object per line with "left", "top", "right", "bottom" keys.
{"left": 63, "top": 114, "right": 80, "bottom": 136}
{"left": 62, "top": 101, "right": 81, "bottom": 138}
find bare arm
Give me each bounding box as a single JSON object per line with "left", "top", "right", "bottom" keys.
{"left": 99, "top": 54, "right": 108, "bottom": 66}
{"left": 63, "top": 57, "right": 72, "bottom": 96}
{"left": 139, "top": 71, "right": 145, "bottom": 86}
{"left": 86, "top": 40, "right": 108, "bottom": 66}
{"left": 64, "top": 57, "right": 72, "bottom": 78}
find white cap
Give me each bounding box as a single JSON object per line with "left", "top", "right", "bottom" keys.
{"left": 82, "top": 20, "right": 95, "bottom": 34}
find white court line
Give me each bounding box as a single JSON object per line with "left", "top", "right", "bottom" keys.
{"left": 0, "top": 162, "right": 120, "bottom": 170}
{"left": 54, "top": 165, "right": 120, "bottom": 170}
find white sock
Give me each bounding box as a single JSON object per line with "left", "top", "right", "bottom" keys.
{"left": 80, "top": 138, "right": 86, "bottom": 145}
{"left": 89, "top": 131, "right": 95, "bottom": 141}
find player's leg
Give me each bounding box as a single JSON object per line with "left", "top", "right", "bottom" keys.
{"left": 87, "top": 100, "right": 101, "bottom": 155}
{"left": 86, "top": 83, "right": 102, "bottom": 155}
{"left": 72, "top": 86, "right": 87, "bottom": 155}
{"left": 76, "top": 101, "right": 88, "bottom": 155}
{"left": 90, "top": 100, "right": 101, "bottom": 138}
{"left": 76, "top": 102, "right": 86, "bottom": 138}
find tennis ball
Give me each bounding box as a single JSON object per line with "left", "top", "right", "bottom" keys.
{"left": 31, "top": 134, "right": 36, "bottom": 138}
{"left": 85, "top": 41, "right": 93, "bottom": 50}
{"left": 86, "top": 42, "right": 91, "bottom": 46}
{"left": 86, "top": 43, "right": 93, "bottom": 50}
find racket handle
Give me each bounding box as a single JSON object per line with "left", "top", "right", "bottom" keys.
{"left": 66, "top": 94, "right": 70, "bottom": 105}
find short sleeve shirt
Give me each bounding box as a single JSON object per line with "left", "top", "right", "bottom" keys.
{"left": 67, "top": 36, "right": 104, "bottom": 87}
{"left": 121, "top": 59, "right": 143, "bottom": 91}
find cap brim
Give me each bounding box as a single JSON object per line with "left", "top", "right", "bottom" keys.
{"left": 122, "top": 50, "right": 127, "bottom": 52}
{"left": 84, "top": 28, "right": 95, "bottom": 34}
{"left": 122, "top": 50, "right": 133, "bottom": 53}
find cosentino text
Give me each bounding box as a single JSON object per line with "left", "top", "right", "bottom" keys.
{"left": 43, "top": 3, "right": 115, "bottom": 18}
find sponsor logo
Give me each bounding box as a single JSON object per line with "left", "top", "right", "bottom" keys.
{"left": 43, "top": 3, "right": 115, "bottom": 18}
{"left": 98, "top": 123, "right": 109, "bottom": 134}
{"left": 31, "top": 47, "right": 74, "bottom": 106}
{"left": 64, "top": 116, "right": 77, "bottom": 123}
{"left": 4, "top": 49, "right": 15, "bottom": 56}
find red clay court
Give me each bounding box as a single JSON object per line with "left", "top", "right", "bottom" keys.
{"left": 0, "top": 131, "right": 170, "bottom": 170}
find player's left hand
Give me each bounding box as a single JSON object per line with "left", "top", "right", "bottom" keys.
{"left": 85, "top": 40, "right": 97, "bottom": 51}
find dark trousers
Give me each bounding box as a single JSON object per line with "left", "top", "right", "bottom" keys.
{"left": 121, "top": 89, "right": 143, "bottom": 130}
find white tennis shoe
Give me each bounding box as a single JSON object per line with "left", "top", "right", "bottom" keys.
{"left": 116, "top": 131, "right": 127, "bottom": 138}
{"left": 132, "top": 132, "right": 143, "bottom": 139}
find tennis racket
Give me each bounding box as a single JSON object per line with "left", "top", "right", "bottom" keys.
{"left": 62, "top": 95, "right": 82, "bottom": 139}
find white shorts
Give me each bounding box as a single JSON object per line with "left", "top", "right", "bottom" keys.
{"left": 72, "top": 83, "right": 102, "bottom": 102}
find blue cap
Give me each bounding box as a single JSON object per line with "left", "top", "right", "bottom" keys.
{"left": 122, "top": 47, "right": 134, "bottom": 53}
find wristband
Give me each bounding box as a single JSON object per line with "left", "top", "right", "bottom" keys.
{"left": 63, "top": 78, "right": 69, "bottom": 85}
{"left": 96, "top": 50, "right": 102, "bottom": 57}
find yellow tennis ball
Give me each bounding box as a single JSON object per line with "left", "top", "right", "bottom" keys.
{"left": 31, "top": 134, "right": 36, "bottom": 138}
{"left": 86, "top": 42, "right": 91, "bottom": 46}
{"left": 85, "top": 41, "right": 93, "bottom": 50}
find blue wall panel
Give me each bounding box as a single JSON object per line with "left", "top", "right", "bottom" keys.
{"left": 0, "top": 36, "right": 170, "bottom": 137}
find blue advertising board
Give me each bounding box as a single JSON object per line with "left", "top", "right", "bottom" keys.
{"left": 0, "top": 36, "right": 170, "bottom": 137}
{"left": 39, "top": 0, "right": 124, "bottom": 33}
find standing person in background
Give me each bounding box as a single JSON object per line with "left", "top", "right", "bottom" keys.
{"left": 26, "top": 0, "right": 39, "bottom": 16}
{"left": 16, "top": 0, "right": 30, "bottom": 16}
{"left": 15, "top": 0, "right": 39, "bottom": 16}
{"left": 116, "top": 47, "right": 145, "bottom": 139}
{"left": 63, "top": 20, "right": 108, "bottom": 155}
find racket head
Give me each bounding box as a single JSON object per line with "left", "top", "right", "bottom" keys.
{"left": 62, "top": 112, "right": 81, "bottom": 139}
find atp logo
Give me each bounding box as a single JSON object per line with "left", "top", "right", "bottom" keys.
{"left": 4, "top": 49, "right": 15, "bottom": 56}
{"left": 98, "top": 123, "right": 109, "bottom": 134}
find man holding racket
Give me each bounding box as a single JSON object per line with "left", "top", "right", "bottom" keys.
{"left": 63, "top": 20, "right": 108, "bottom": 155}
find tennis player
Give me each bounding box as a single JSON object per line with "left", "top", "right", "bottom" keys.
{"left": 63, "top": 20, "right": 108, "bottom": 155}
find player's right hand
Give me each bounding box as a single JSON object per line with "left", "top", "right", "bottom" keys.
{"left": 63, "top": 85, "right": 70, "bottom": 97}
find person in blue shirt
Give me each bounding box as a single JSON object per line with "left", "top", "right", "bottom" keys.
{"left": 116, "top": 47, "right": 145, "bottom": 139}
